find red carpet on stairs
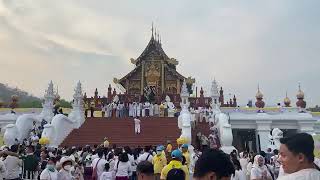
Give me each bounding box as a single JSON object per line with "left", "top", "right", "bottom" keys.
{"left": 61, "top": 117, "right": 181, "bottom": 148}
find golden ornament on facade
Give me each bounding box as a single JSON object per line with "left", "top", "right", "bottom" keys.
{"left": 168, "top": 58, "right": 179, "bottom": 65}
{"left": 145, "top": 63, "right": 160, "bottom": 86}
{"left": 186, "top": 77, "right": 195, "bottom": 85}
{"left": 130, "top": 58, "right": 137, "bottom": 65}
{"left": 113, "top": 78, "right": 119, "bottom": 84}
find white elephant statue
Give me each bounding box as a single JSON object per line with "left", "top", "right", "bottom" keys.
{"left": 4, "top": 114, "right": 39, "bottom": 146}
{"left": 41, "top": 114, "right": 76, "bottom": 147}
{"left": 3, "top": 124, "right": 19, "bottom": 147}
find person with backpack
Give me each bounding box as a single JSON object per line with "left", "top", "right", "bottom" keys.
{"left": 91, "top": 148, "right": 108, "bottom": 180}
{"left": 100, "top": 163, "right": 113, "bottom": 180}
{"left": 137, "top": 146, "right": 153, "bottom": 163}
{"left": 114, "top": 152, "right": 132, "bottom": 180}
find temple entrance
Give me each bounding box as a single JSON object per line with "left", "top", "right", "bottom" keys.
{"left": 232, "top": 129, "right": 257, "bottom": 153}
{"left": 282, "top": 129, "right": 298, "bottom": 137}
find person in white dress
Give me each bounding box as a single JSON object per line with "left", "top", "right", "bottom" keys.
{"left": 250, "top": 155, "right": 272, "bottom": 180}
{"left": 239, "top": 152, "right": 249, "bottom": 176}
{"left": 153, "top": 103, "right": 159, "bottom": 116}
{"left": 277, "top": 133, "right": 320, "bottom": 180}
{"left": 133, "top": 102, "right": 137, "bottom": 117}
{"left": 134, "top": 117, "right": 141, "bottom": 134}
{"left": 137, "top": 103, "right": 142, "bottom": 117}
{"left": 129, "top": 103, "right": 133, "bottom": 117}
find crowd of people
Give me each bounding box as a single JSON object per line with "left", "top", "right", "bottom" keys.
{"left": 84, "top": 100, "right": 219, "bottom": 122}
{"left": 0, "top": 133, "right": 319, "bottom": 180}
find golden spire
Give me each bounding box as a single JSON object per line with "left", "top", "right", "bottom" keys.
{"left": 256, "top": 84, "right": 263, "bottom": 99}
{"left": 296, "top": 82, "right": 304, "bottom": 99}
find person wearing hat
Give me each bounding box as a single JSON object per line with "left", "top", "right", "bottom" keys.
{"left": 57, "top": 156, "right": 74, "bottom": 180}
{"left": 152, "top": 146, "right": 167, "bottom": 180}
{"left": 160, "top": 149, "right": 189, "bottom": 180}
{"left": 181, "top": 144, "right": 190, "bottom": 169}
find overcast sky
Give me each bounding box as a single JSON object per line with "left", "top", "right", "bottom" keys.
{"left": 0, "top": 0, "right": 319, "bottom": 106}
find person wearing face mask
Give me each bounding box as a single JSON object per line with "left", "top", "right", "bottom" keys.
{"left": 58, "top": 156, "right": 75, "bottom": 180}
{"left": 250, "top": 155, "right": 272, "bottom": 180}
{"left": 152, "top": 146, "right": 167, "bottom": 180}
{"left": 40, "top": 157, "right": 58, "bottom": 180}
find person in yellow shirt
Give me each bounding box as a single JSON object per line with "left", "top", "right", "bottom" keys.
{"left": 181, "top": 144, "right": 190, "bottom": 168}
{"left": 166, "top": 141, "right": 172, "bottom": 153}
{"left": 160, "top": 149, "right": 189, "bottom": 180}
{"left": 152, "top": 146, "right": 167, "bottom": 180}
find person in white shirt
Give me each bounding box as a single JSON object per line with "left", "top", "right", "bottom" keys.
{"left": 4, "top": 145, "right": 22, "bottom": 180}
{"left": 114, "top": 153, "right": 131, "bottom": 180}
{"left": 57, "top": 156, "right": 74, "bottom": 180}
{"left": 137, "top": 146, "right": 153, "bottom": 163}
{"left": 270, "top": 149, "right": 280, "bottom": 178}
{"left": 0, "top": 159, "right": 6, "bottom": 180}
{"left": 99, "top": 162, "right": 112, "bottom": 180}
{"left": 91, "top": 149, "right": 108, "bottom": 180}
{"left": 134, "top": 117, "right": 141, "bottom": 134}
{"left": 137, "top": 103, "right": 142, "bottom": 117}
{"left": 40, "top": 157, "right": 58, "bottom": 180}
{"left": 277, "top": 133, "right": 320, "bottom": 180}
{"left": 250, "top": 155, "right": 272, "bottom": 180}
{"left": 231, "top": 159, "right": 246, "bottom": 180}
{"left": 239, "top": 152, "right": 249, "bottom": 176}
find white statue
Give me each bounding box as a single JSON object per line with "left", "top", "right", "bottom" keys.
{"left": 215, "top": 113, "right": 235, "bottom": 154}
{"left": 68, "top": 81, "right": 85, "bottom": 128}
{"left": 268, "top": 128, "right": 283, "bottom": 150}
{"left": 113, "top": 95, "right": 119, "bottom": 104}
{"left": 41, "top": 114, "right": 76, "bottom": 147}
{"left": 4, "top": 81, "right": 85, "bottom": 147}
{"left": 38, "top": 81, "right": 55, "bottom": 122}
{"left": 165, "top": 95, "right": 175, "bottom": 117}
{"left": 4, "top": 114, "right": 39, "bottom": 146}
{"left": 178, "top": 80, "right": 192, "bottom": 143}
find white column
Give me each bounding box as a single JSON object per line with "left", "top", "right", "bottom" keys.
{"left": 256, "top": 120, "right": 272, "bottom": 152}
{"left": 298, "top": 120, "right": 316, "bottom": 135}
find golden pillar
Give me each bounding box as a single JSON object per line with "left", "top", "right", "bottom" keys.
{"left": 177, "top": 79, "right": 181, "bottom": 94}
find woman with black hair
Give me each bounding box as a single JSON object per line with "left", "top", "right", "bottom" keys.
{"left": 114, "top": 153, "right": 131, "bottom": 180}
{"left": 231, "top": 159, "right": 246, "bottom": 180}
